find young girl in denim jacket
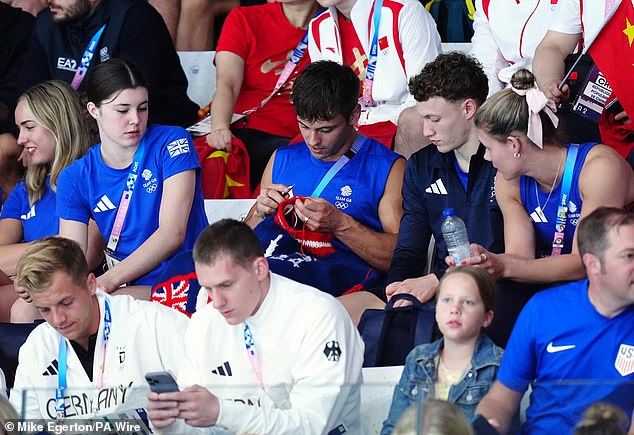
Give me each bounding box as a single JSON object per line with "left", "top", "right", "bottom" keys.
{"left": 381, "top": 266, "right": 503, "bottom": 434}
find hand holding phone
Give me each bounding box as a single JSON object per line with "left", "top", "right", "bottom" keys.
{"left": 145, "top": 371, "right": 180, "bottom": 393}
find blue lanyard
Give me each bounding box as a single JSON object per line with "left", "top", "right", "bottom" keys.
{"left": 106, "top": 136, "right": 147, "bottom": 252}
{"left": 55, "top": 337, "right": 67, "bottom": 423}
{"left": 96, "top": 300, "right": 112, "bottom": 388}
{"left": 70, "top": 24, "right": 106, "bottom": 90}
{"left": 551, "top": 144, "right": 579, "bottom": 256}
{"left": 56, "top": 299, "right": 112, "bottom": 422}
{"left": 361, "top": 0, "right": 384, "bottom": 107}
{"left": 310, "top": 136, "right": 364, "bottom": 198}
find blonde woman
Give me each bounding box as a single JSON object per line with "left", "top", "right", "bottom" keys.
{"left": 0, "top": 80, "right": 91, "bottom": 321}
{"left": 471, "top": 68, "right": 634, "bottom": 285}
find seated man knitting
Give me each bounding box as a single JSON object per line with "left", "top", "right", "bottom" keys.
{"left": 245, "top": 60, "right": 405, "bottom": 322}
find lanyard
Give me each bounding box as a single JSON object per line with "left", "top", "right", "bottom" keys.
{"left": 310, "top": 136, "right": 364, "bottom": 198}
{"left": 242, "top": 10, "right": 324, "bottom": 117}
{"left": 106, "top": 137, "right": 147, "bottom": 253}
{"left": 70, "top": 24, "right": 106, "bottom": 91}
{"left": 361, "top": 0, "right": 384, "bottom": 107}
{"left": 96, "top": 300, "right": 112, "bottom": 389}
{"left": 243, "top": 322, "right": 263, "bottom": 387}
{"left": 56, "top": 299, "right": 112, "bottom": 422}
{"left": 605, "top": 0, "right": 616, "bottom": 17}
{"left": 55, "top": 337, "right": 68, "bottom": 423}
{"left": 550, "top": 144, "right": 579, "bottom": 256}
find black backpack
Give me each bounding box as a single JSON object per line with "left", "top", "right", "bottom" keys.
{"left": 358, "top": 294, "right": 436, "bottom": 367}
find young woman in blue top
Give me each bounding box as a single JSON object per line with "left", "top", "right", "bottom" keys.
{"left": 470, "top": 69, "right": 634, "bottom": 286}
{"left": 0, "top": 80, "right": 90, "bottom": 321}
{"left": 382, "top": 266, "right": 503, "bottom": 435}
{"left": 57, "top": 58, "right": 207, "bottom": 299}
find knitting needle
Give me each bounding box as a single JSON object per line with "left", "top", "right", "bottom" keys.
{"left": 284, "top": 184, "right": 296, "bottom": 198}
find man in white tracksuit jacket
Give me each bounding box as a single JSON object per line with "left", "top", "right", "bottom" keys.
{"left": 10, "top": 237, "right": 189, "bottom": 420}
{"left": 147, "top": 219, "right": 364, "bottom": 434}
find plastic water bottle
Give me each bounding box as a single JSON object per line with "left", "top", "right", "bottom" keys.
{"left": 441, "top": 208, "right": 472, "bottom": 264}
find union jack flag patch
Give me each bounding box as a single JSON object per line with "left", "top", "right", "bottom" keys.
{"left": 151, "top": 275, "right": 192, "bottom": 316}
{"left": 614, "top": 344, "right": 634, "bottom": 376}
{"left": 167, "top": 138, "right": 190, "bottom": 158}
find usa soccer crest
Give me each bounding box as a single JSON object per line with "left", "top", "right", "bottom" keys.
{"left": 615, "top": 344, "right": 634, "bottom": 376}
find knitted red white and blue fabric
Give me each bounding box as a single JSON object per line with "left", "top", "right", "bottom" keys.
{"left": 273, "top": 196, "right": 336, "bottom": 257}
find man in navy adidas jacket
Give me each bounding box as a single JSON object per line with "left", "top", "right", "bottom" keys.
{"left": 384, "top": 53, "right": 513, "bottom": 340}
{"left": 386, "top": 52, "right": 503, "bottom": 300}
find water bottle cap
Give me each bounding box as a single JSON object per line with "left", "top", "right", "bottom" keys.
{"left": 442, "top": 208, "right": 456, "bottom": 217}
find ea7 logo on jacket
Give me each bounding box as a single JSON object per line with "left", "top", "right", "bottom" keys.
{"left": 323, "top": 341, "right": 342, "bottom": 361}
{"left": 57, "top": 57, "right": 77, "bottom": 72}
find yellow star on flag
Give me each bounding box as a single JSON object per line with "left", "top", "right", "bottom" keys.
{"left": 623, "top": 16, "right": 634, "bottom": 46}
{"left": 206, "top": 149, "right": 245, "bottom": 198}
{"left": 207, "top": 149, "right": 229, "bottom": 163}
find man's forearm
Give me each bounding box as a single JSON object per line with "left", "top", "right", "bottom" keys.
{"left": 533, "top": 31, "right": 581, "bottom": 100}
{"left": 533, "top": 50, "right": 567, "bottom": 93}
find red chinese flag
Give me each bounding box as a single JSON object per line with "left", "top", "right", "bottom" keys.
{"left": 588, "top": 0, "right": 634, "bottom": 118}
{"left": 378, "top": 36, "right": 389, "bottom": 51}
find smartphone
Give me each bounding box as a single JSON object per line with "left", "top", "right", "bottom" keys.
{"left": 605, "top": 98, "right": 624, "bottom": 115}
{"left": 145, "top": 371, "right": 180, "bottom": 393}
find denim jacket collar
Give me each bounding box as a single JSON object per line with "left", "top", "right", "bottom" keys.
{"left": 414, "top": 335, "right": 503, "bottom": 382}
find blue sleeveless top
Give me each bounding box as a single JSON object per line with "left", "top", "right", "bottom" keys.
{"left": 272, "top": 135, "right": 400, "bottom": 253}
{"left": 519, "top": 142, "right": 597, "bottom": 258}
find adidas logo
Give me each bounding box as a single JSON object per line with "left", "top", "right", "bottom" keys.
{"left": 21, "top": 205, "right": 36, "bottom": 220}
{"left": 43, "top": 359, "right": 59, "bottom": 376}
{"left": 211, "top": 361, "right": 233, "bottom": 377}
{"left": 530, "top": 206, "right": 548, "bottom": 223}
{"left": 93, "top": 195, "right": 116, "bottom": 213}
{"left": 425, "top": 178, "right": 448, "bottom": 195}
